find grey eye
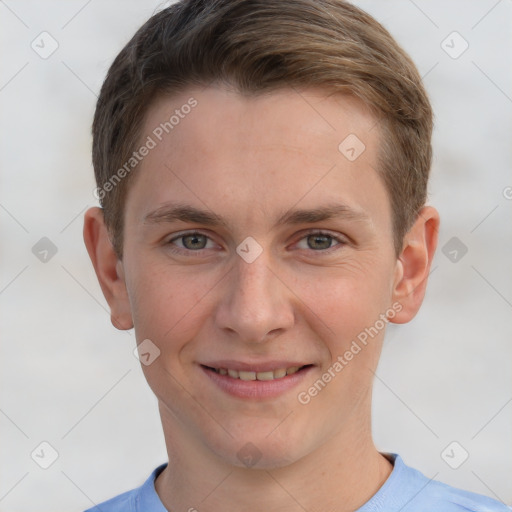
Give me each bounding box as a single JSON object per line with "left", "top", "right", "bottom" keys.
{"left": 181, "top": 234, "right": 208, "bottom": 250}
{"left": 307, "top": 234, "right": 334, "bottom": 250}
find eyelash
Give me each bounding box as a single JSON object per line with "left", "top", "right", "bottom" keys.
{"left": 166, "top": 230, "right": 347, "bottom": 256}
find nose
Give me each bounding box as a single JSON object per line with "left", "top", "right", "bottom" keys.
{"left": 213, "top": 252, "right": 295, "bottom": 344}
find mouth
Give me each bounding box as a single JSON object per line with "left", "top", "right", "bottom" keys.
{"left": 199, "top": 363, "right": 314, "bottom": 399}
{"left": 202, "top": 364, "right": 312, "bottom": 381}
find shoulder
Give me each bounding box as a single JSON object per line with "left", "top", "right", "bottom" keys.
{"left": 387, "top": 454, "right": 511, "bottom": 512}
{"left": 83, "top": 464, "right": 168, "bottom": 512}
{"left": 413, "top": 477, "right": 511, "bottom": 512}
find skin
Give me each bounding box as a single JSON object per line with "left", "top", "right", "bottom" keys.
{"left": 84, "top": 85, "right": 439, "bottom": 512}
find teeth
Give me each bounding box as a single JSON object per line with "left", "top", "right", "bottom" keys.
{"left": 213, "top": 366, "right": 304, "bottom": 380}
{"left": 273, "top": 368, "right": 287, "bottom": 379}
{"left": 255, "top": 371, "right": 274, "bottom": 381}
{"left": 239, "top": 370, "right": 256, "bottom": 381}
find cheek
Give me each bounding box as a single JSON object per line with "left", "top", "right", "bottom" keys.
{"left": 126, "top": 261, "right": 215, "bottom": 347}
{"left": 294, "top": 270, "right": 392, "bottom": 410}
{"left": 293, "top": 260, "right": 394, "bottom": 347}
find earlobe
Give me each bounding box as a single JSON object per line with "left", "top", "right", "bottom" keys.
{"left": 83, "top": 207, "right": 134, "bottom": 330}
{"left": 389, "top": 206, "right": 439, "bottom": 324}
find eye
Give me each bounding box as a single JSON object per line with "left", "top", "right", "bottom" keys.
{"left": 295, "top": 231, "right": 345, "bottom": 251}
{"left": 167, "top": 232, "right": 217, "bottom": 252}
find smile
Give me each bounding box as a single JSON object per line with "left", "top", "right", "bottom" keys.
{"left": 200, "top": 363, "right": 313, "bottom": 399}
{"left": 206, "top": 365, "right": 305, "bottom": 381}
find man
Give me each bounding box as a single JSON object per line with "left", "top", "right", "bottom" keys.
{"left": 83, "top": 1, "right": 510, "bottom": 510}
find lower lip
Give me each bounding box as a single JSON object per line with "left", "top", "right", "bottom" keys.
{"left": 200, "top": 365, "right": 313, "bottom": 400}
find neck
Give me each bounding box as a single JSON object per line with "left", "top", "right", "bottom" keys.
{"left": 155, "top": 404, "right": 393, "bottom": 512}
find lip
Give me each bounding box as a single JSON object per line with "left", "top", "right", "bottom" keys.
{"left": 200, "top": 362, "right": 314, "bottom": 400}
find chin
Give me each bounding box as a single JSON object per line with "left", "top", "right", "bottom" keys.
{"left": 209, "top": 428, "right": 308, "bottom": 471}
{"left": 227, "top": 445, "right": 300, "bottom": 471}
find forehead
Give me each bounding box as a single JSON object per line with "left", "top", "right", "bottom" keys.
{"left": 143, "top": 85, "right": 377, "bottom": 158}
{"left": 125, "top": 85, "right": 391, "bottom": 233}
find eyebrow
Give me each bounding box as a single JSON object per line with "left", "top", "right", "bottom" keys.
{"left": 143, "top": 202, "right": 370, "bottom": 229}
{"left": 276, "top": 204, "right": 369, "bottom": 226}
{"left": 144, "top": 203, "right": 229, "bottom": 227}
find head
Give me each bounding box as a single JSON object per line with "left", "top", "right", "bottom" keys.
{"left": 85, "top": 0, "right": 438, "bottom": 470}
{"left": 92, "top": 0, "right": 433, "bottom": 258}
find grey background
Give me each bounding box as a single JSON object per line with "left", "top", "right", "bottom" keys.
{"left": 1, "top": 0, "right": 511, "bottom": 510}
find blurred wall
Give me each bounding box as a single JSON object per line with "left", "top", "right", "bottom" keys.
{"left": 1, "top": 1, "right": 511, "bottom": 510}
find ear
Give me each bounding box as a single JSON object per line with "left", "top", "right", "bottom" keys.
{"left": 83, "top": 207, "right": 133, "bottom": 330}
{"left": 389, "top": 206, "right": 439, "bottom": 324}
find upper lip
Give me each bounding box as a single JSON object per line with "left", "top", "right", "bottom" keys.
{"left": 200, "top": 360, "right": 311, "bottom": 372}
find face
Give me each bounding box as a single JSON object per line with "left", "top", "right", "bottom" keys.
{"left": 108, "top": 86, "right": 407, "bottom": 468}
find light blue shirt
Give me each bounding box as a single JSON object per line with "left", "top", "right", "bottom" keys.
{"left": 84, "top": 454, "right": 511, "bottom": 511}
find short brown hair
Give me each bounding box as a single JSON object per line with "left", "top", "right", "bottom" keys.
{"left": 92, "top": 0, "right": 433, "bottom": 257}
